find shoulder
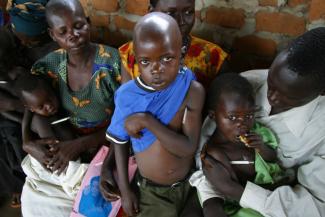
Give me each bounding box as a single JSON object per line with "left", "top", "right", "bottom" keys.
{"left": 96, "top": 44, "right": 120, "bottom": 60}
{"left": 186, "top": 79, "right": 205, "bottom": 110}
{"left": 190, "top": 36, "right": 227, "bottom": 55}
{"left": 118, "top": 41, "right": 133, "bottom": 55}
{"left": 206, "top": 145, "right": 228, "bottom": 164}
{"left": 31, "top": 48, "right": 67, "bottom": 74}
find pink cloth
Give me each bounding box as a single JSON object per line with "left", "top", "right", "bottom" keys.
{"left": 70, "top": 146, "right": 137, "bottom": 217}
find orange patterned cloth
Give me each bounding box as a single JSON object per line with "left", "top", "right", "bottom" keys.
{"left": 119, "top": 35, "right": 228, "bottom": 89}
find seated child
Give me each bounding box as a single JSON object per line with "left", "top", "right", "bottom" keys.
{"left": 190, "top": 73, "right": 284, "bottom": 217}
{"left": 105, "top": 12, "right": 205, "bottom": 217}
{"left": 14, "top": 73, "right": 74, "bottom": 171}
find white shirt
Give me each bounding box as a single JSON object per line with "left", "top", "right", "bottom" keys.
{"left": 240, "top": 69, "right": 325, "bottom": 217}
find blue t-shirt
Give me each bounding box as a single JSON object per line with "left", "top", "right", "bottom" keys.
{"left": 106, "top": 67, "right": 195, "bottom": 153}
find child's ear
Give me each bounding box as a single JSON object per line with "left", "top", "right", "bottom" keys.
{"left": 48, "top": 28, "right": 56, "bottom": 42}
{"left": 208, "top": 110, "right": 215, "bottom": 119}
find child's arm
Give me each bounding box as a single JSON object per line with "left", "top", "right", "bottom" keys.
{"left": 125, "top": 81, "right": 205, "bottom": 158}
{"left": 244, "top": 132, "right": 277, "bottom": 162}
{"left": 203, "top": 197, "right": 227, "bottom": 217}
{"left": 114, "top": 142, "right": 139, "bottom": 216}
{"left": 99, "top": 145, "right": 121, "bottom": 201}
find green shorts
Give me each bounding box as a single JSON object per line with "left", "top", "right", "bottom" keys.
{"left": 135, "top": 173, "right": 192, "bottom": 217}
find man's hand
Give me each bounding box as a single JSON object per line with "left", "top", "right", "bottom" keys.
{"left": 47, "top": 140, "right": 82, "bottom": 175}
{"left": 23, "top": 138, "right": 58, "bottom": 171}
{"left": 99, "top": 166, "right": 121, "bottom": 201}
{"left": 125, "top": 113, "right": 149, "bottom": 138}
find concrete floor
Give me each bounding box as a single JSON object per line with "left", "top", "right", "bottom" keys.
{"left": 0, "top": 196, "right": 21, "bottom": 217}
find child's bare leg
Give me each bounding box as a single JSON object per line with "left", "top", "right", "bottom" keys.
{"left": 203, "top": 197, "right": 227, "bottom": 217}
{"left": 180, "top": 188, "right": 204, "bottom": 217}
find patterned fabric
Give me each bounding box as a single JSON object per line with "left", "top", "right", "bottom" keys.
{"left": 106, "top": 67, "right": 195, "bottom": 153}
{"left": 32, "top": 44, "right": 121, "bottom": 130}
{"left": 8, "top": 0, "right": 48, "bottom": 36}
{"left": 119, "top": 35, "right": 228, "bottom": 88}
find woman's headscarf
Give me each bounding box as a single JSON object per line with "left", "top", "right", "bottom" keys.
{"left": 7, "top": 0, "right": 49, "bottom": 37}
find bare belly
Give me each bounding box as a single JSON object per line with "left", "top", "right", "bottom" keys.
{"left": 135, "top": 141, "right": 193, "bottom": 185}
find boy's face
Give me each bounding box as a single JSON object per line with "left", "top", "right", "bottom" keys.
{"left": 48, "top": 7, "right": 90, "bottom": 53}
{"left": 135, "top": 34, "right": 182, "bottom": 91}
{"left": 267, "top": 51, "right": 320, "bottom": 112}
{"left": 212, "top": 92, "right": 255, "bottom": 143}
{"left": 22, "top": 88, "right": 59, "bottom": 117}
{"left": 153, "top": 0, "right": 195, "bottom": 39}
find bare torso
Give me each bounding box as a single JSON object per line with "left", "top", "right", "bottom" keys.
{"left": 135, "top": 86, "right": 195, "bottom": 185}
{"left": 207, "top": 132, "right": 256, "bottom": 185}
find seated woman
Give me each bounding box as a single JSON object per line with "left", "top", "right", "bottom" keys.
{"left": 119, "top": 0, "right": 229, "bottom": 88}
{"left": 20, "top": 0, "right": 121, "bottom": 216}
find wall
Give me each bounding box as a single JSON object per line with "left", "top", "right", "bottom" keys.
{"left": 3, "top": 0, "right": 325, "bottom": 71}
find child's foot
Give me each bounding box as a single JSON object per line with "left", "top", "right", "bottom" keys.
{"left": 10, "top": 193, "right": 21, "bottom": 208}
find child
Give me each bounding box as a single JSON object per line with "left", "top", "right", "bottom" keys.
{"left": 105, "top": 12, "right": 205, "bottom": 217}
{"left": 14, "top": 73, "right": 74, "bottom": 170}
{"left": 190, "top": 73, "right": 284, "bottom": 217}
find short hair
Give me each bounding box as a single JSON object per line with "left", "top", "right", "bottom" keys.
{"left": 207, "top": 73, "right": 255, "bottom": 110}
{"left": 46, "top": 0, "right": 85, "bottom": 27}
{"left": 14, "top": 73, "right": 52, "bottom": 100}
{"left": 287, "top": 27, "right": 325, "bottom": 90}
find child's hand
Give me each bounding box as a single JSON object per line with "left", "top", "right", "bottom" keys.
{"left": 47, "top": 140, "right": 81, "bottom": 175}
{"left": 240, "top": 132, "right": 264, "bottom": 152}
{"left": 125, "top": 113, "right": 149, "bottom": 138}
{"left": 23, "top": 138, "right": 58, "bottom": 171}
{"left": 99, "top": 167, "right": 120, "bottom": 201}
{"left": 121, "top": 189, "right": 139, "bottom": 216}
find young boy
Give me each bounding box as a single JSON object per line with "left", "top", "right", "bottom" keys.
{"left": 105, "top": 12, "right": 205, "bottom": 217}
{"left": 190, "top": 73, "right": 284, "bottom": 217}
{"left": 14, "top": 73, "right": 74, "bottom": 170}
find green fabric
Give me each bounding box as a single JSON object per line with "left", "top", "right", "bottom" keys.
{"left": 252, "top": 122, "right": 283, "bottom": 185}
{"left": 136, "top": 175, "right": 192, "bottom": 217}
{"left": 31, "top": 44, "right": 121, "bottom": 129}
{"left": 224, "top": 122, "right": 283, "bottom": 217}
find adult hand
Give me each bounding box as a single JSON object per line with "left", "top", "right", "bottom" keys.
{"left": 23, "top": 138, "right": 58, "bottom": 171}
{"left": 48, "top": 139, "right": 82, "bottom": 175}
{"left": 99, "top": 166, "right": 120, "bottom": 201}
{"left": 202, "top": 154, "right": 244, "bottom": 201}
{"left": 121, "top": 189, "right": 139, "bottom": 216}
{"left": 125, "top": 113, "right": 149, "bottom": 138}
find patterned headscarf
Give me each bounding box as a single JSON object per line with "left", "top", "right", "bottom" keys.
{"left": 8, "top": 0, "right": 49, "bottom": 37}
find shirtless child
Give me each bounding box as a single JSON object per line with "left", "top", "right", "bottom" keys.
{"left": 105, "top": 12, "right": 205, "bottom": 216}
{"left": 15, "top": 73, "right": 74, "bottom": 171}
{"left": 190, "top": 73, "right": 283, "bottom": 217}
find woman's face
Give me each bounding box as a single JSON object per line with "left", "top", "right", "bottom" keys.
{"left": 152, "top": 0, "right": 195, "bottom": 39}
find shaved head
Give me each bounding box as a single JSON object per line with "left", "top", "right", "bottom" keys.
{"left": 133, "top": 12, "right": 182, "bottom": 52}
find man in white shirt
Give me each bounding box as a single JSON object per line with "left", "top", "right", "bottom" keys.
{"left": 201, "top": 27, "right": 325, "bottom": 217}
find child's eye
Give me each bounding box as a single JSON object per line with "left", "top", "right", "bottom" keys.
{"left": 139, "top": 59, "right": 149, "bottom": 65}
{"left": 245, "top": 114, "right": 254, "bottom": 120}
{"left": 228, "top": 115, "right": 236, "bottom": 121}
{"left": 162, "top": 57, "right": 172, "bottom": 62}
{"left": 185, "top": 9, "right": 194, "bottom": 15}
